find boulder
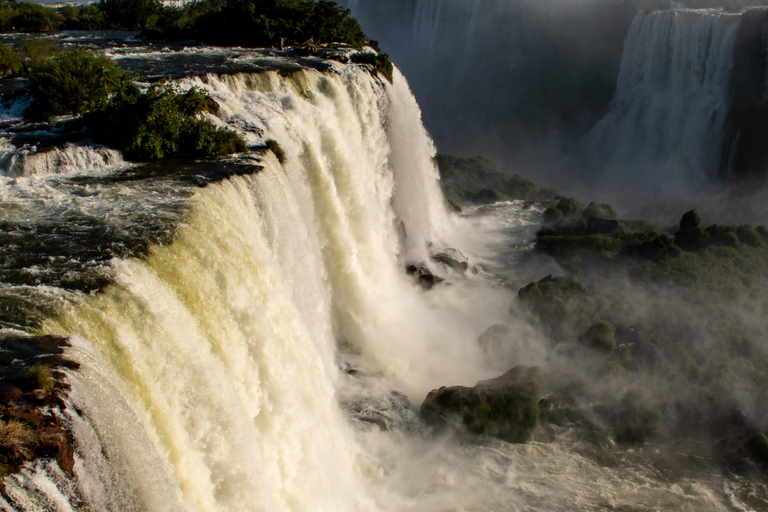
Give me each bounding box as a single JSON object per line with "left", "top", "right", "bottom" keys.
{"left": 420, "top": 366, "right": 542, "bottom": 443}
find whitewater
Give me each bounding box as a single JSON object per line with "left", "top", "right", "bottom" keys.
{"left": 0, "top": 53, "right": 763, "bottom": 511}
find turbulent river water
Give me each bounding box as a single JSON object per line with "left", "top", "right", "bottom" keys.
{"left": 0, "top": 41, "right": 766, "bottom": 511}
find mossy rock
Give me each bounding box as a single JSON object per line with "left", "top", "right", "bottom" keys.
{"left": 611, "top": 391, "right": 664, "bottom": 444}
{"left": 421, "top": 366, "right": 542, "bottom": 443}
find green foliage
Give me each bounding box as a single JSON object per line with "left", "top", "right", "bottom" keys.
{"left": 191, "top": 0, "right": 366, "bottom": 48}
{"left": 434, "top": 152, "right": 559, "bottom": 205}
{"left": 265, "top": 138, "right": 286, "bottom": 164}
{"left": 15, "top": 36, "right": 58, "bottom": 71}
{"left": 0, "top": 1, "right": 61, "bottom": 32}
{"left": 349, "top": 51, "right": 393, "bottom": 82}
{"left": 518, "top": 275, "right": 596, "bottom": 341}
{"left": 581, "top": 321, "right": 616, "bottom": 352}
{"left": 26, "top": 364, "right": 53, "bottom": 392}
{"left": 674, "top": 226, "right": 710, "bottom": 251}
{"left": 97, "top": 0, "right": 163, "bottom": 29}
{"left": 0, "top": 45, "right": 21, "bottom": 76}
{"left": 25, "top": 48, "right": 128, "bottom": 119}
{"left": 86, "top": 82, "right": 247, "bottom": 160}
{"left": 679, "top": 209, "right": 701, "bottom": 230}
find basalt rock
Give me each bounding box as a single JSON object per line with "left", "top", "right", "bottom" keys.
{"left": 420, "top": 366, "right": 542, "bottom": 443}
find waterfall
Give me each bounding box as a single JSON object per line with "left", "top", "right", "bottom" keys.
{"left": 585, "top": 9, "right": 741, "bottom": 195}
{"left": 0, "top": 64, "right": 517, "bottom": 511}
{"left": 0, "top": 143, "right": 124, "bottom": 178}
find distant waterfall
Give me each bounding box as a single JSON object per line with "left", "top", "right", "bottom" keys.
{"left": 585, "top": 9, "right": 741, "bottom": 195}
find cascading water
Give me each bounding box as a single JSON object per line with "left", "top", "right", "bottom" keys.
{"left": 585, "top": 9, "right": 741, "bottom": 195}
{"left": 1, "top": 48, "right": 766, "bottom": 511}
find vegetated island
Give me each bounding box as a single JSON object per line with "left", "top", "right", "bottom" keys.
{"left": 0, "top": 0, "right": 393, "bottom": 162}
{"left": 428, "top": 152, "right": 768, "bottom": 477}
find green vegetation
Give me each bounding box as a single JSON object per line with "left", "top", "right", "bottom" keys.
{"left": 25, "top": 48, "right": 128, "bottom": 119}
{"left": 580, "top": 321, "right": 616, "bottom": 353}
{"left": 0, "top": 44, "right": 20, "bottom": 76}
{"left": 518, "top": 190, "right": 768, "bottom": 453}
{"left": 434, "top": 152, "right": 560, "bottom": 206}
{"left": 265, "top": 139, "right": 286, "bottom": 164}
{"left": 463, "top": 386, "right": 540, "bottom": 443}
{"left": 85, "top": 82, "right": 247, "bottom": 160}
{"left": 0, "top": 0, "right": 369, "bottom": 50}
{"left": 0, "top": 0, "right": 60, "bottom": 32}
{"left": 26, "top": 364, "right": 54, "bottom": 392}
{"left": 349, "top": 51, "right": 393, "bottom": 83}
{"left": 0, "top": 40, "right": 247, "bottom": 160}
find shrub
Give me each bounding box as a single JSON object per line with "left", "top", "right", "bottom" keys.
{"left": 674, "top": 227, "right": 709, "bottom": 251}
{"left": 25, "top": 48, "right": 127, "bottom": 119}
{"left": 27, "top": 364, "right": 54, "bottom": 392}
{"left": 350, "top": 51, "right": 393, "bottom": 83}
{"left": 15, "top": 36, "right": 58, "bottom": 71}
{"left": 0, "top": 44, "right": 21, "bottom": 76}
{"left": 736, "top": 225, "right": 761, "bottom": 247}
{"left": 581, "top": 321, "right": 616, "bottom": 352}
{"left": 97, "top": 0, "right": 163, "bottom": 29}
{"left": 680, "top": 209, "right": 701, "bottom": 230}
{"left": 192, "top": 0, "right": 366, "bottom": 48}
{"left": 582, "top": 201, "right": 616, "bottom": 220}
{"left": 0, "top": 2, "right": 61, "bottom": 32}
{"left": 265, "top": 138, "right": 286, "bottom": 164}
{"left": 706, "top": 225, "right": 740, "bottom": 248}
{"left": 87, "top": 82, "right": 247, "bottom": 160}
{"left": 0, "top": 420, "right": 37, "bottom": 461}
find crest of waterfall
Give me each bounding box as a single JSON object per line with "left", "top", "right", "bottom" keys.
{"left": 585, "top": 9, "right": 741, "bottom": 195}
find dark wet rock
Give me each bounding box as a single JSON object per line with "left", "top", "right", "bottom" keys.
{"left": 420, "top": 366, "right": 541, "bottom": 443}
{"left": 744, "top": 432, "right": 768, "bottom": 466}
{"left": 0, "top": 335, "right": 76, "bottom": 483}
{"left": 405, "top": 263, "right": 443, "bottom": 290}
{"left": 345, "top": 391, "right": 415, "bottom": 432}
{"left": 432, "top": 248, "right": 469, "bottom": 274}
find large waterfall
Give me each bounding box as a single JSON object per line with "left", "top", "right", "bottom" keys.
{"left": 585, "top": 9, "right": 741, "bottom": 195}
{"left": 2, "top": 46, "right": 766, "bottom": 509}
{"left": 0, "top": 64, "right": 525, "bottom": 511}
